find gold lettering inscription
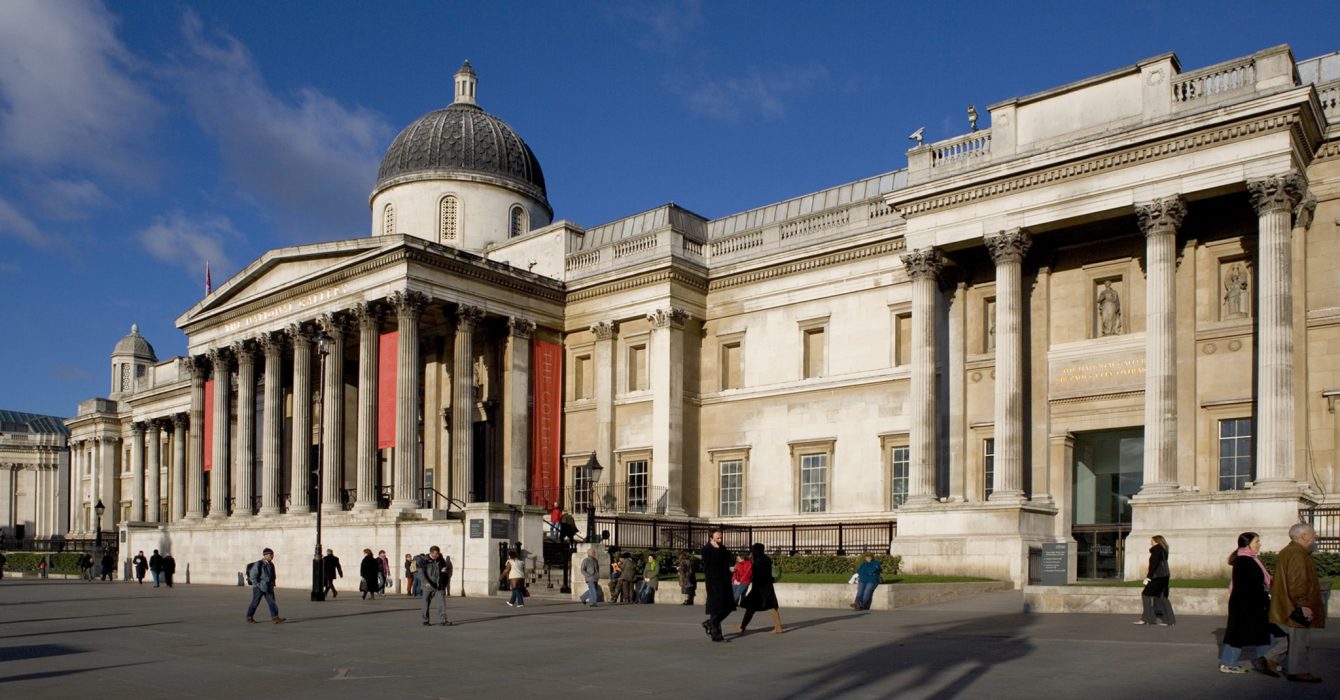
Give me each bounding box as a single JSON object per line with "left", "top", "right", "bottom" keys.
{"left": 221, "top": 286, "right": 348, "bottom": 333}
{"left": 1054, "top": 357, "right": 1146, "bottom": 384}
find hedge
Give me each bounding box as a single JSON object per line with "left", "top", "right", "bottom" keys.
{"left": 1259, "top": 550, "right": 1340, "bottom": 578}
{"left": 609, "top": 550, "right": 902, "bottom": 579}
{"left": 0, "top": 552, "right": 83, "bottom": 575}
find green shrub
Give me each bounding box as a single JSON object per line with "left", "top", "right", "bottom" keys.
{"left": 1, "top": 552, "right": 82, "bottom": 575}
{"left": 1259, "top": 550, "right": 1340, "bottom": 577}
{"left": 775, "top": 554, "right": 900, "bottom": 577}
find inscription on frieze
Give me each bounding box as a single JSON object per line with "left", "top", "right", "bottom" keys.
{"left": 220, "top": 285, "right": 349, "bottom": 334}
{"left": 1049, "top": 349, "right": 1145, "bottom": 394}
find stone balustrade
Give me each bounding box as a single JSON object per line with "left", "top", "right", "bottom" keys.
{"left": 929, "top": 128, "right": 992, "bottom": 170}
{"left": 1318, "top": 79, "right": 1339, "bottom": 121}
{"left": 1171, "top": 56, "right": 1256, "bottom": 104}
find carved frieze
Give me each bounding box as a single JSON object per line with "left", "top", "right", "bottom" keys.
{"left": 1135, "top": 196, "right": 1187, "bottom": 237}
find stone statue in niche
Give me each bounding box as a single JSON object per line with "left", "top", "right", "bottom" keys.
{"left": 1096, "top": 280, "right": 1122, "bottom": 336}
{"left": 985, "top": 299, "right": 997, "bottom": 352}
{"left": 1223, "top": 264, "right": 1249, "bottom": 318}
{"left": 473, "top": 354, "right": 489, "bottom": 401}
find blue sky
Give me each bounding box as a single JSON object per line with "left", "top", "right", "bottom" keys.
{"left": 1, "top": 0, "right": 1336, "bottom": 418}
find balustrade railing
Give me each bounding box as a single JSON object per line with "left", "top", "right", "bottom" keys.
{"left": 612, "top": 233, "right": 659, "bottom": 259}
{"left": 1318, "top": 80, "right": 1339, "bottom": 121}
{"left": 929, "top": 129, "right": 992, "bottom": 169}
{"left": 710, "top": 229, "right": 764, "bottom": 256}
{"left": 1172, "top": 58, "right": 1256, "bottom": 104}
{"left": 780, "top": 208, "right": 851, "bottom": 240}
{"left": 565, "top": 249, "right": 600, "bottom": 272}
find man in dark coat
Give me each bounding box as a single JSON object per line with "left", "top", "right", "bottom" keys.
{"left": 100, "top": 551, "right": 115, "bottom": 581}
{"left": 245, "top": 547, "right": 285, "bottom": 624}
{"left": 149, "top": 549, "right": 164, "bottom": 588}
{"left": 132, "top": 551, "right": 148, "bottom": 584}
{"left": 322, "top": 549, "right": 343, "bottom": 598}
{"left": 359, "top": 549, "right": 381, "bottom": 600}
{"left": 1269, "top": 523, "right": 1327, "bottom": 683}
{"left": 699, "top": 529, "right": 735, "bottom": 642}
{"left": 161, "top": 553, "right": 175, "bottom": 586}
{"left": 416, "top": 546, "right": 452, "bottom": 626}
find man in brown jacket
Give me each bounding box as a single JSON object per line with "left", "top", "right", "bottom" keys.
{"left": 1268, "top": 523, "right": 1326, "bottom": 683}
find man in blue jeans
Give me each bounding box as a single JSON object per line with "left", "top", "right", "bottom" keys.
{"left": 580, "top": 548, "right": 602, "bottom": 606}
{"left": 246, "top": 548, "right": 285, "bottom": 624}
{"left": 852, "top": 553, "right": 882, "bottom": 610}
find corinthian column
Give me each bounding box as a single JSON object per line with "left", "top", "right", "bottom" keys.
{"left": 186, "top": 358, "right": 206, "bottom": 519}
{"left": 391, "top": 291, "right": 428, "bottom": 511}
{"left": 318, "top": 313, "right": 348, "bottom": 514}
{"left": 129, "top": 421, "right": 146, "bottom": 521}
{"left": 900, "top": 247, "right": 945, "bottom": 505}
{"left": 590, "top": 320, "right": 618, "bottom": 489}
{"left": 1135, "top": 196, "right": 1186, "bottom": 494}
{"left": 984, "top": 229, "right": 1030, "bottom": 503}
{"left": 145, "top": 420, "right": 161, "bottom": 521}
{"left": 233, "top": 341, "right": 257, "bottom": 517}
{"left": 207, "top": 348, "right": 233, "bottom": 519}
{"left": 259, "top": 333, "right": 284, "bottom": 516}
{"left": 171, "top": 414, "right": 186, "bottom": 521}
{"left": 288, "top": 324, "right": 314, "bottom": 513}
{"left": 353, "top": 301, "right": 382, "bottom": 512}
{"left": 452, "top": 304, "right": 483, "bottom": 502}
{"left": 504, "top": 317, "right": 535, "bottom": 505}
{"left": 1248, "top": 174, "right": 1306, "bottom": 490}
{"left": 649, "top": 307, "right": 690, "bottom": 516}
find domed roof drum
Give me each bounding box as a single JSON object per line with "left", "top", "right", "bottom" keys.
{"left": 113, "top": 324, "right": 157, "bottom": 360}
{"left": 374, "top": 64, "right": 549, "bottom": 212}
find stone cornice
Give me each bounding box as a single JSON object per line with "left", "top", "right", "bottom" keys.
{"left": 566, "top": 267, "right": 708, "bottom": 303}
{"left": 708, "top": 239, "right": 905, "bottom": 292}
{"left": 894, "top": 111, "right": 1303, "bottom": 218}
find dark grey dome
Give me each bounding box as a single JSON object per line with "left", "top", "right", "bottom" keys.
{"left": 374, "top": 103, "right": 548, "bottom": 206}
{"left": 113, "top": 324, "right": 156, "bottom": 360}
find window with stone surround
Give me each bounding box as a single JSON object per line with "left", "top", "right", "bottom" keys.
{"left": 790, "top": 438, "right": 834, "bottom": 514}
{"left": 626, "top": 343, "right": 648, "bottom": 393}
{"left": 1218, "top": 418, "right": 1254, "bottom": 490}
{"left": 799, "top": 317, "right": 828, "bottom": 379}
{"left": 626, "top": 459, "right": 648, "bottom": 513}
{"left": 719, "top": 333, "right": 743, "bottom": 391}
{"left": 719, "top": 459, "right": 744, "bottom": 516}
{"left": 983, "top": 438, "right": 996, "bottom": 499}
{"left": 893, "top": 311, "right": 912, "bottom": 367}
{"left": 891, "top": 445, "right": 910, "bottom": 508}
{"left": 983, "top": 297, "right": 997, "bottom": 353}
{"left": 383, "top": 203, "right": 395, "bottom": 236}
{"left": 509, "top": 205, "right": 527, "bottom": 238}
{"left": 572, "top": 461, "right": 593, "bottom": 513}
{"left": 573, "top": 353, "right": 592, "bottom": 400}
{"left": 439, "top": 195, "right": 459, "bottom": 242}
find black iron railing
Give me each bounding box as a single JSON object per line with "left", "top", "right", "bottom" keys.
{"left": 589, "top": 516, "right": 896, "bottom": 555}
{"left": 1301, "top": 505, "right": 1340, "bottom": 552}
{"left": 522, "top": 483, "right": 671, "bottom": 515}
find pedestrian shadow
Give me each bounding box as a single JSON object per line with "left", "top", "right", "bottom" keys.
{"left": 0, "top": 620, "right": 181, "bottom": 641}
{"left": 0, "top": 643, "right": 84, "bottom": 663}
{"left": 777, "top": 612, "right": 1037, "bottom": 700}
{"left": 277, "top": 608, "right": 413, "bottom": 624}
{"left": 448, "top": 606, "right": 602, "bottom": 626}
{"left": 758, "top": 611, "right": 868, "bottom": 634}
{"left": 0, "top": 661, "right": 152, "bottom": 684}
{"left": 0, "top": 595, "right": 167, "bottom": 607}
{"left": 0, "top": 613, "right": 127, "bottom": 626}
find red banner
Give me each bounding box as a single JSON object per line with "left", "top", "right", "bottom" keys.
{"left": 378, "top": 331, "right": 398, "bottom": 449}
{"left": 530, "top": 339, "right": 562, "bottom": 507}
{"left": 203, "top": 379, "right": 214, "bottom": 472}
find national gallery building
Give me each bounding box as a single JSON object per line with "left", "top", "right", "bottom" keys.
{"left": 32, "top": 45, "right": 1340, "bottom": 589}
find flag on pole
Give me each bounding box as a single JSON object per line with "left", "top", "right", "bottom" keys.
{"left": 205, "top": 261, "right": 212, "bottom": 295}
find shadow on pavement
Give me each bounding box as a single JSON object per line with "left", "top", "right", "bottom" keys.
{"left": 0, "top": 661, "right": 152, "bottom": 684}
{"left": 0, "top": 613, "right": 128, "bottom": 626}
{"left": 0, "top": 644, "right": 85, "bottom": 663}
{"left": 0, "top": 620, "right": 182, "bottom": 641}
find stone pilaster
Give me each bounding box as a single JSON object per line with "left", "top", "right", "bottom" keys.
{"left": 232, "top": 341, "right": 257, "bottom": 517}
{"left": 504, "top": 317, "right": 535, "bottom": 505}
{"left": 186, "top": 358, "right": 206, "bottom": 519}
{"left": 288, "top": 324, "right": 314, "bottom": 513}
{"left": 391, "top": 290, "right": 428, "bottom": 510}
{"left": 900, "top": 247, "right": 945, "bottom": 505}
{"left": 145, "top": 420, "right": 161, "bottom": 522}
{"left": 649, "top": 307, "right": 690, "bottom": 516}
{"left": 1248, "top": 174, "right": 1306, "bottom": 490}
{"left": 129, "top": 421, "right": 146, "bottom": 521}
{"left": 171, "top": 413, "right": 186, "bottom": 521}
{"left": 207, "top": 347, "right": 232, "bottom": 519}
{"left": 98, "top": 435, "right": 116, "bottom": 533}
{"left": 317, "top": 313, "right": 348, "bottom": 514}
{"left": 353, "top": 301, "right": 382, "bottom": 512}
{"left": 984, "top": 229, "right": 1031, "bottom": 503}
{"left": 590, "top": 321, "right": 619, "bottom": 487}
{"left": 1134, "top": 196, "right": 1186, "bottom": 494}
{"left": 259, "top": 333, "right": 284, "bottom": 516}
{"left": 452, "top": 303, "right": 483, "bottom": 502}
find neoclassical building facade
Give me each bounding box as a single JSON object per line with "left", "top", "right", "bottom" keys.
{"left": 53, "top": 47, "right": 1340, "bottom": 587}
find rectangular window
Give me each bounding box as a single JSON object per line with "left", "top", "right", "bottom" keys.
{"left": 574, "top": 466, "right": 593, "bottom": 513}
{"left": 574, "top": 354, "right": 592, "bottom": 400}
{"left": 891, "top": 446, "right": 910, "bottom": 508}
{"left": 894, "top": 313, "right": 912, "bottom": 366}
{"left": 800, "top": 453, "right": 828, "bottom": 513}
{"left": 983, "top": 438, "right": 996, "bottom": 499}
{"left": 803, "top": 328, "right": 825, "bottom": 379}
{"left": 719, "top": 459, "right": 744, "bottom": 516}
{"left": 720, "top": 341, "right": 742, "bottom": 390}
{"left": 1218, "top": 418, "right": 1254, "bottom": 491}
{"left": 627, "top": 344, "right": 648, "bottom": 392}
{"left": 627, "top": 460, "right": 648, "bottom": 512}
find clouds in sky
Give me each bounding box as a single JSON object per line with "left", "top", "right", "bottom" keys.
{"left": 138, "top": 212, "right": 244, "bottom": 278}
{"left": 675, "top": 65, "right": 830, "bottom": 123}
{"left": 0, "top": 197, "right": 45, "bottom": 246}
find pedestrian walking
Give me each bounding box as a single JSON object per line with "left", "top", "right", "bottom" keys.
{"left": 322, "top": 548, "right": 343, "bottom": 598}
{"left": 79, "top": 552, "right": 94, "bottom": 581}
{"left": 580, "top": 548, "right": 602, "bottom": 606}
{"left": 149, "top": 549, "right": 163, "bottom": 587}
{"left": 1269, "top": 523, "right": 1327, "bottom": 683}
{"left": 404, "top": 553, "right": 417, "bottom": 596}
{"left": 360, "top": 549, "right": 380, "bottom": 600}
{"left": 677, "top": 552, "right": 697, "bottom": 605}
{"left": 737, "top": 543, "right": 783, "bottom": 635}
{"left": 502, "top": 550, "right": 526, "bottom": 608}
{"left": 416, "top": 545, "right": 452, "bottom": 626}
{"left": 1134, "top": 535, "right": 1176, "bottom": 626}
{"left": 560, "top": 510, "right": 578, "bottom": 544}
{"left": 852, "top": 553, "right": 882, "bottom": 610}
{"left": 99, "top": 551, "right": 114, "bottom": 581}
{"left": 377, "top": 550, "right": 391, "bottom": 596}
{"left": 38, "top": 558, "right": 47, "bottom": 578}
{"left": 162, "top": 553, "right": 176, "bottom": 587}
{"left": 549, "top": 504, "right": 562, "bottom": 541}
{"left": 700, "top": 529, "right": 735, "bottom": 642}
{"left": 244, "top": 547, "right": 284, "bottom": 624}
{"left": 1219, "top": 531, "right": 1286, "bottom": 675}
{"left": 731, "top": 552, "right": 752, "bottom": 606}
{"left": 133, "top": 551, "right": 148, "bottom": 584}
{"left": 640, "top": 552, "right": 659, "bottom": 604}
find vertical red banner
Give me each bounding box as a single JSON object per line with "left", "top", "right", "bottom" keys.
{"left": 530, "top": 339, "right": 562, "bottom": 507}
{"left": 377, "top": 331, "right": 398, "bottom": 449}
{"left": 202, "top": 379, "right": 214, "bottom": 472}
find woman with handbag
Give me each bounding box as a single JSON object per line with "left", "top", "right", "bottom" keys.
{"left": 503, "top": 550, "right": 527, "bottom": 608}
{"left": 737, "top": 543, "right": 783, "bottom": 635}
{"left": 359, "top": 549, "right": 380, "bottom": 601}
{"left": 1134, "top": 535, "right": 1176, "bottom": 625}
{"left": 1219, "top": 532, "right": 1287, "bottom": 674}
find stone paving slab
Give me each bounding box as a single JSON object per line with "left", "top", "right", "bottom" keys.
{"left": 0, "top": 579, "right": 1336, "bottom": 699}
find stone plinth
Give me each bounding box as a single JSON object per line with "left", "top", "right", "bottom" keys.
{"left": 893, "top": 502, "right": 1063, "bottom": 587}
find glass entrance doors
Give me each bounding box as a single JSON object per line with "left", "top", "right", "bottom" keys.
{"left": 1072, "top": 429, "right": 1143, "bottom": 579}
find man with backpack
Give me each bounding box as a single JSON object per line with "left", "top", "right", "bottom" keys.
{"left": 245, "top": 547, "right": 285, "bottom": 624}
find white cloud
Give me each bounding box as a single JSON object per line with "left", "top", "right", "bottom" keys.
{"left": 138, "top": 212, "right": 243, "bottom": 277}
{"left": 28, "top": 178, "right": 112, "bottom": 221}
{"left": 611, "top": 0, "right": 703, "bottom": 53}
{"left": 675, "top": 65, "right": 829, "bottom": 123}
{"left": 0, "top": 0, "right": 159, "bottom": 182}
{"left": 174, "top": 15, "right": 392, "bottom": 241}
{"left": 0, "top": 196, "right": 45, "bottom": 246}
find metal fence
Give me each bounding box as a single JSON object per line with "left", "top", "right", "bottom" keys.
{"left": 591, "top": 517, "right": 896, "bottom": 555}
{"left": 524, "top": 483, "right": 671, "bottom": 515}
{"left": 1300, "top": 505, "right": 1340, "bottom": 552}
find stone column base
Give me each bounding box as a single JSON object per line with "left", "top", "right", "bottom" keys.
{"left": 893, "top": 501, "right": 1062, "bottom": 588}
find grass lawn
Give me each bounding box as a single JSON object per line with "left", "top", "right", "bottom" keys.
{"left": 766, "top": 573, "right": 995, "bottom": 584}
{"left": 1073, "top": 576, "right": 1339, "bottom": 589}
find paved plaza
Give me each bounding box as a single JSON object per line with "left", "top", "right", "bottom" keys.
{"left": 0, "top": 579, "right": 1335, "bottom": 699}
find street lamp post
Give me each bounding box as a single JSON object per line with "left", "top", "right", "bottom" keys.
{"left": 311, "top": 330, "right": 332, "bottom": 602}
{"left": 94, "top": 499, "right": 106, "bottom": 549}
{"left": 583, "top": 453, "right": 603, "bottom": 545}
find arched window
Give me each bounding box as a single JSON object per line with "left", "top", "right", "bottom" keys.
{"left": 439, "top": 195, "right": 459, "bottom": 242}
{"left": 383, "top": 203, "right": 395, "bottom": 236}
{"left": 509, "top": 205, "right": 526, "bottom": 238}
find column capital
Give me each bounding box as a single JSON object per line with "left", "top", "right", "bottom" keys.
{"left": 286, "top": 322, "right": 314, "bottom": 346}
{"left": 207, "top": 346, "right": 234, "bottom": 372}
{"left": 316, "top": 311, "right": 350, "bottom": 338}
{"left": 1247, "top": 173, "right": 1306, "bottom": 215}
{"left": 257, "top": 330, "right": 286, "bottom": 356}
{"left": 1296, "top": 192, "right": 1318, "bottom": 230}
{"left": 590, "top": 320, "right": 619, "bottom": 340}
{"left": 230, "top": 339, "right": 257, "bottom": 364}
{"left": 351, "top": 299, "right": 384, "bottom": 329}
{"left": 184, "top": 355, "right": 209, "bottom": 380}
{"left": 391, "top": 289, "right": 430, "bottom": 319}
{"left": 983, "top": 229, "right": 1031, "bottom": 265}
{"left": 455, "top": 303, "right": 484, "bottom": 328}
{"left": 647, "top": 307, "right": 690, "bottom": 329}
{"left": 900, "top": 247, "right": 946, "bottom": 281}
{"left": 509, "top": 317, "right": 536, "bottom": 339}
{"left": 1135, "top": 196, "right": 1187, "bottom": 237}
{"left": 172, "top": 413, "right": 189, "bottom": 429}
{"left": 130, "top": 421, "right": 146, "bottom": 436}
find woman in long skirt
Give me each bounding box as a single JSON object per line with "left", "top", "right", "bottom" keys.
{"left": 737, "top": 543, "right": 783, "bottom": 635}
{"left": 1219, "top": 532, "right": 1286, "bottom": 675}
{"left": 1134, "top": 535, "right": 1176, "bottom": 625}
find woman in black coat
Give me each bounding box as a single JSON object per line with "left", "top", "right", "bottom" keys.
{"left": 699, "top": 529, "right": 735, "bottom": 642}
{"left": 359, "top": 549, "right": 381, "bottom": 600}
{"left": 1218, "top": 532, "right": 1284, "bottom": 674}
{"left": 737, "top": 543, "right": 783, "bottom": 635}
{"left": 1135, "top": 535, "right": 1175, "bottom": 625}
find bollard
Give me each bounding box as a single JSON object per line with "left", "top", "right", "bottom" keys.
{"left": 185, "top": 563, "right": 191, "bottom": 584}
